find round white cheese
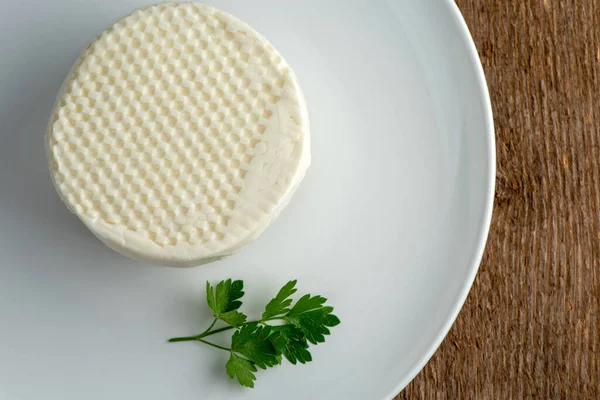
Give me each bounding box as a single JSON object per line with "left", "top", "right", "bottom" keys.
{"left": 45, "top": 3, "right": 310, "bottom": 267}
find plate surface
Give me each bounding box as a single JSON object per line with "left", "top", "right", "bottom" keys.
{"left": 0, "top": 1, "right": 494, "bottom": 399}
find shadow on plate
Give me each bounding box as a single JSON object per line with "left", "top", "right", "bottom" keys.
{"left": 0, "top": 35, "right": 132, "bottom": 271}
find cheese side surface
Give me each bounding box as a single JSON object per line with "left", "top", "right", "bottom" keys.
{"left": 45, "top": 3, "right": 310, "bottom": 267}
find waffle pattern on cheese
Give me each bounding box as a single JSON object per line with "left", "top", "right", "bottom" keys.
{"left": 46, "top": 3, "right": 310, "bottom": 266}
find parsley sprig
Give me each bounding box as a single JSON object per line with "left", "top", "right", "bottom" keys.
{"left": 168, "top": 279, "right": 340, "bottom": 388}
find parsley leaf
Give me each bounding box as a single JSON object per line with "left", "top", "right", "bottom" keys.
{"left": 231, "top": 323, "right": 280, "bottom": 369}
{"left": 262, "top": 280, "right": 297, "bottom": 320}
{"left": 206, "top": 279, "right": 244, "bottom": 317}
{"left": 226, "top": 353, "right": 257, "bottom": 388}
{"left": 170, "top": 279, "right": 340, "bottom": 389}
{"left": 271, "top": 325, "right": 312, "bottom": 365}
{"left": 285, "top": 294, "right": 341, "bottom": 344}
{"left": 220, "top": 311, "right": 247, "bottom": 327}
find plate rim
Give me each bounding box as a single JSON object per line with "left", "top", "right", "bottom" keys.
{"left": 384, "top": 1, "right": 496, "bottom": 398}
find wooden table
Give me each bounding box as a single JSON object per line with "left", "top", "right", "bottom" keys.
{"left": 396, "top": 1, "right": 600, "bottom": 398}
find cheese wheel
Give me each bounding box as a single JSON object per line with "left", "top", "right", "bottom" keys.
{"left": 45, "top": 3, "right": 310, "bottom": 267}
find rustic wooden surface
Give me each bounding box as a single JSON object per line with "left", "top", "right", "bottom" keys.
{"left": 396, "top": 1, "right": 600, "bottom": 398}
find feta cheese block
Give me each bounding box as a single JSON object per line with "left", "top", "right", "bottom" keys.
{"left": 45, "top": 3, "right": 310, "bottom": 267}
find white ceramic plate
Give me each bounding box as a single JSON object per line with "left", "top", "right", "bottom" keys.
{"left": 0, "top": 1, "right": 494, "bottom": 399}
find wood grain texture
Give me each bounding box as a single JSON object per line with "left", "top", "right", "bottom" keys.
{"left": 396, "top": 1, "right": 600, "bottom": 398}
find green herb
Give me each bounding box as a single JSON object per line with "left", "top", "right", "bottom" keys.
{"left": 168, "top": 279, "right": 340, "bottom": 388}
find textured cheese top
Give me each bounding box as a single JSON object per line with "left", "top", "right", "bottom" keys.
{"left": 45, "top": 3, "right": 310, "bottom": 267}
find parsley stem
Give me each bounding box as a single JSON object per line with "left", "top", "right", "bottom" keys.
{"left": 197, "top": 339, "right": 231, "bottom": 352}
{"left": 167, "top": 336, "right": 230, "bottom": 351}
{"left": 198, "top": 325, "right": 235, "bottom": 338}
{"left": 168, "top": 317, "right": 218, "bottom": 342}
{"left": 168, "top": 335, "right": 202, "bottom": 342}
{"left": 202, "top": 318, "right": 218, "bottom": 335}
{"left": 199, "top": 317, "right": 284, "bottom": 338}
{"left": 168, "top": 317, "right": 287, "bottom": 342}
